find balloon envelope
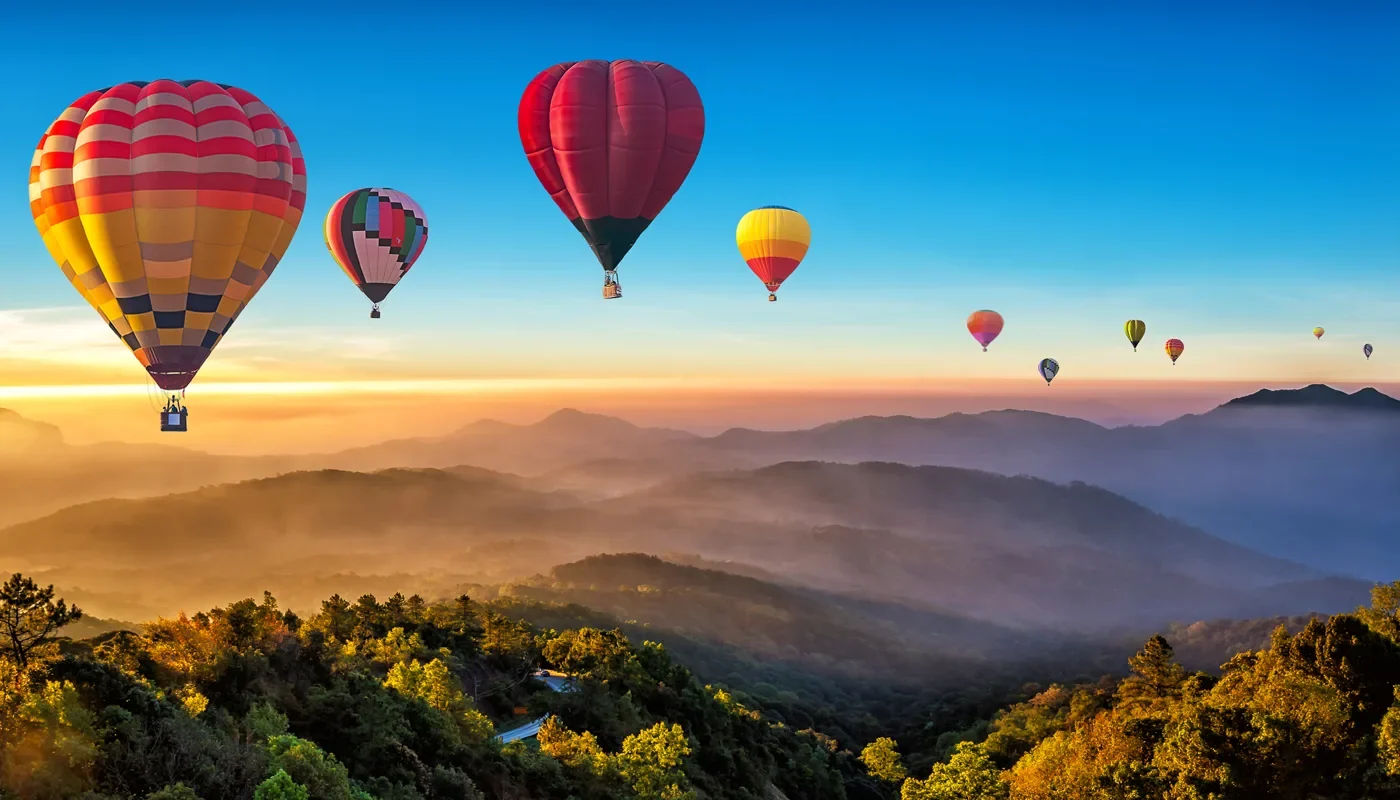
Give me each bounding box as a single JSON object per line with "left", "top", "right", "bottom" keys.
{"left": 1038, "top": 358, "right": 1060, "bottom": 384}
{"left": 29, "top": 80, "right": 306, "bottom": 391}
{"left": 1165, "top": 338, "right": 1185, "bottom": 363}
{"left": 1124, "top": 319, "right": 1146, "bottom": 350}
{"left": 1364, "top": 343, "right": 1373, "bottom": 359}
{"left": 967, "top": 310, "right": 1005, "bottom": 350}
{"left": 1314, "top": 327, "right": 1325, "bottom": 339}
{"left": 518, "top": 60, "right": 704, "bottom": 276}
{"left": 736, "top": 206, "right": 810, "bottom": 296}
{"left": 324, "top": 188, "right": 428, "bottom": 306}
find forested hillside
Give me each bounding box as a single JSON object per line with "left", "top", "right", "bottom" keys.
{"left": 7, "top": 571, "right": 1400, "bottom": 798}
{"left": 0, "top": 574, "right": 856, "bottom": 799}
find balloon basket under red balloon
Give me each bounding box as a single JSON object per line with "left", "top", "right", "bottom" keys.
{"left": 602, "top": 273, "right": 622, "bottom": 299}
{"left": 768, "top": 293, "right": 777, "bottom": 302}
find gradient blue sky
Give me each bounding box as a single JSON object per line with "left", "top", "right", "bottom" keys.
{"left": 2, "top": 0, "right": 1397, "bottom": 401}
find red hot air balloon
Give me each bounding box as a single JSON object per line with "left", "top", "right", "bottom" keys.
{"left": 519, "top": 60, "right": 705, "bottom": 298}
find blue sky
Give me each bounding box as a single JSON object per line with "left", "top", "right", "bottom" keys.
{"left": 3, "top": 0, "right": 1398, "bottom": 391}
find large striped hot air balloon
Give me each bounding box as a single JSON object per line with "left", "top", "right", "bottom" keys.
{"left": 967, "top": 310, "right": 1004, "bottom": 351}
{"left": 1124, "top": 319, "right": 1146, "bottom": 351}
{"left": 29, "top": 80, "right": 306, "bottom": 430}
{"left": 736, "top": 206, "right": 810, "bottom": 301}
{"left": 1165, "top": 338, "right": 1185, "bottom": 365}
{"left": 518, "top": 60, "right": 705, "bottom": 299}
{"left": 324, "top": 188, "right": 428, "bottom": 319}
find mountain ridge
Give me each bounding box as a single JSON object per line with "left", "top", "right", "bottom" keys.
{"left": 3, "top": 459, "right": 1367, "bottom": 630}
{"left": 0, "top": 383, "right": 1394, "bottom": 578}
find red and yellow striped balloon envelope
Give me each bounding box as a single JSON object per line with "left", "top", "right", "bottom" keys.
{"left": 736, "top": 206, "right": 811, "bottom": 301}
{"left": 1165, "top": 338, "right": 1185, "bottom": 364}
{"left": 28, "top": 79, "right": 306, "bottom": 392}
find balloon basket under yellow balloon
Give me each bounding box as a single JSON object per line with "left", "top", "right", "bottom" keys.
{"left": 160, "top": 404, "right": 188, "bottom": 433}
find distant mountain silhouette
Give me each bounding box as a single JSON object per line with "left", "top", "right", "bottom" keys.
{"left": 1215, "top": 384, "right": 1400, "bottom": 413}
{"left": 672, "top": 388, "right": 1400, "bottom": 578}
{"left": 0, "top": 408, "right": 63, "bottom": 454}
{"left": 327, "top": 408, "right": 701, "bottom": 475}
{"left": 614, "top": 461, "right": 1366, "bottom": 628}
{"left": 3, "top": 385, "right": 1396, "bottom": 580}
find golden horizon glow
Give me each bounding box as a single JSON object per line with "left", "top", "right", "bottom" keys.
{"left": 0, "top": 373, "right": 1395, "bottom": 401}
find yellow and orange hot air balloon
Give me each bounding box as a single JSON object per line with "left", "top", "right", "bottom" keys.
{"left": 1313, "top": 327, "right": 1325, "bottom": 340}
{"left": 736, "top": 206, "right": 810, "bottom": 301}
{"left": 967, "top": 310, "right": 1004, "bottom": 351}
{"left": 29, "top": 80, "right": 307, "bottom": 430}
{"left": 1165, "top": 338, "right": 1185, "bottom": 365}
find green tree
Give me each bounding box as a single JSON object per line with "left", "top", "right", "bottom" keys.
{"left": 0, "top": 679, "right": 99, "bottom": 799}
{"left": 146, "top": 784, "right": 203, "bottom": 800}
{"left": 384, "top": 658, "right": 494, "bottom": 743}
{"left": 246, "top": 702, "right": 290, "bottom": 742}
{"left": 902, "top": 742, "right": 1008, "bottom": 800}
{"left": 543, "top": 628, "right": 637, "bottom": 681}
{"left": 617, "top": 722, "right": 694, "bottom": 800}
{"left": 254, "top": 769, "right": 310, "bottom": 800}
{"left": 860, "top": 736, "right": 907, "bottom": 783}
{"left": 1115, "top": 635, "right": 1185, "bottom": 715}
{"left": 265, "top": 735, "right": 361, "bottom": 800}
{"left": 0, "top": 573, "right": 82, "bottom": 669}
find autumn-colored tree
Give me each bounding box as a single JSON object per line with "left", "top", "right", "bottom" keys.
{"left": 538, "top": 716, "right": 611, "bottom": 775}
{"left": 0, "top": 574, "right": 82, "bottom": 670}
{"left": 1358, "top": 580, "right": 1400, "bottom": 645}
{"left": 1006, "top": 712, "right": 1155, "bottom": 800}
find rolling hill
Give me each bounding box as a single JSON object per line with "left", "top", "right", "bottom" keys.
{"left": 0, "top": 458, "right": 1369, "bottom": 631}
{"left": 504, "top": 553, "right": 1025, "bottom": 677}
{"left": 3, "top": 385, "right": 1392, "bottom": 581}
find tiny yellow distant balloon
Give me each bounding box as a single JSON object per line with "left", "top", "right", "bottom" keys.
{"left": 1313, "top": 327, "right": 1325, "bottom": 340}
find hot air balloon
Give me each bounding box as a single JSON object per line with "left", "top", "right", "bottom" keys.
{"left": 1165, "top": 338, "right": 1184, "bottom": 365}
{"left": 519, "top": 60, "right": 704, "bottom": 299}
{"left": 1313, "top": 327, "right": 1325, "bottom": 340}
{"left": 1038, "top": 358, "right": 1060, "bottom": 385}
{"left": 967, "top": 310, "right": 1004, "bottom": 351}
{"left": 736, "top": 206, "right": 809, "bottom": 301}
{"left": 1364, "top": 343, "right": 1373, "bottom": 360}
{"left": 324, "top": 188, "right": 428, "bottom": 318}
{"left": 29, "top": 80, "right": 306, "bottom": 431}
{"left": 1124, "top": 319, "right": 1146, "bottom": 351}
